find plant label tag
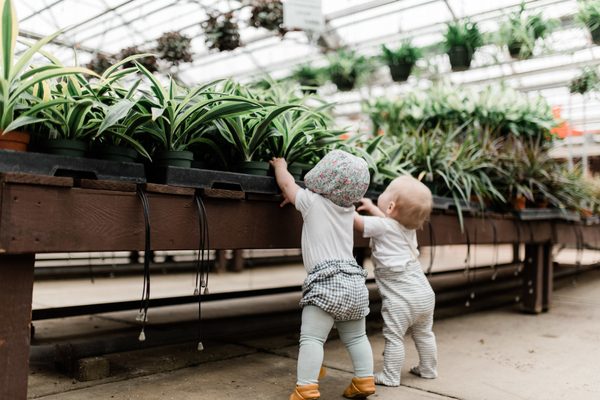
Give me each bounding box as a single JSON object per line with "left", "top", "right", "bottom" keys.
{"left": 283, "top": 0, "right": 324, "bottom": 33}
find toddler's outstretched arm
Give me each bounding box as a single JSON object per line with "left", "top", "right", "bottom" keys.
{"left": 270, "top": 157, "right": 300, "bottom": 207}
{"left": 354, "top": 198, "right": 384, "bottom": 233}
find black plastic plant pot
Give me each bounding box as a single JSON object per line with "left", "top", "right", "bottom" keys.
{"left": 191, "top": 159, "right": 206, "bottom": 169}
{"left": 388, "top": 62, "right": 413, "bottom": 82}
{"left": 591, "top": 27, "right": 600, "bottom": 45}
{"left": 237, "top": 160, "right": 271, "bottom": 176}
{"left": 447, "top": 46, "right": 472, "bottom": 71}
{"left": 294, "top": 162, "right": 314, "bottom": 180}
{"left": 94, "top": 144, "right": 138, "bottom": 163}
{"left": 331, "top": 74, "right": 356, "bottom": 91}
{"left": 507, "top": 42, "right": 531, "bottom": 59}
{"left": 154, "top": 150, "right": 194, "bottom": 168}
{"left": 44, "top": 139, "right": 88, "bottom": 157}
{"left": 288, "top": 164, "right": 303, "bottom": 180}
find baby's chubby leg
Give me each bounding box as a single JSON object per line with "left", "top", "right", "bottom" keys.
{"left": 410, "top": 313, "right": 438, "bottom": 379}
{"left": 296, "top": 306, "right": 335, "bottom": 385}
{"left": 335, "top": 317, "right": 373, "bottom": 378}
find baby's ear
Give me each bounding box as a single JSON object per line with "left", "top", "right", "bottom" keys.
{"left": 387, "top": 200, "right": 396, "bottom": 214}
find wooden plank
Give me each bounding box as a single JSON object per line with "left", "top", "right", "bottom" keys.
{"left": 0, "top": 182, "right": 597, "bottom": 253}
{"left": 203, "top": 188, "right": 245, "bottom": 200}
{"left": 0, "top": 172, "right": 72, "bottom": 187}
{"left": 416, "top": 214, "right": 527, "bottom": 245}
{"left": 0, "top": 254, "right": 35, "bottom": 400}
{"left": 554, "top": 222, "right": 600, "bottom": 249}
{"left": 143, "top": 183, "right": 195, "bottom": 196}
{"left": 77, "top": 179, "right": 137, "bottom": 192}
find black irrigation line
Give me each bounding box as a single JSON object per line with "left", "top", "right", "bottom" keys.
{"left": 31, "top": 262, "right": 523, "bottom": 321}
{"left": 135, "top": 185, "right": 152, "bottom": 342}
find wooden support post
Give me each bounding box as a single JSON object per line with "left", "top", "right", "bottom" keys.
{"left": 0, "top": 254, "right": 35, "bottom": 400}
{"left": 230, "top": 249, "right": 244, "bottom": 272}
{"left": 214, "top": 250, "right": 228, "bottom": 273}
{"left": 512, "top": 243, "right": 521, "bottom": 264}
{"left": 543, "top": 243, "right": 553, "bottom": 312}
{"left": 521, "top": 243, "right": 552, "bottom": 314}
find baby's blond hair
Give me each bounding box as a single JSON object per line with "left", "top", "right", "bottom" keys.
{"left": 388, "top": 176, "right": 432, "bottom": 230}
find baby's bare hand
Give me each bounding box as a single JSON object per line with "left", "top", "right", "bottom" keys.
{"left": 356, "top": 198, "right": 374, "bottom": 212}
{"left": 269, "top": 157, "right": 287, "bottom": 170}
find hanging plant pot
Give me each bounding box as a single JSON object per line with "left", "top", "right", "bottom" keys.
{"left": 154, "top": 150, "right": 194, "bottom": 168}
{"left": 0, "top": 130, "right": 30, "bottom": 152}
{"left": 237, "top": 161, "right": 271, "bottom": 176}
{"left": 331, "top": 73, "right": 356, "bottom": 91}
{"left": 94, "top": 144, "right": 138, "bottom": 163}
{"left": 508, "top": 42, "right": 522, "bottom": 58}
{"left": 44, "top": 139, "right": 88, "bottom": 157}
{"left": 591, "top": 27, "right": 600, "bottom": 45}
{"left": 388, "top": 62, "right": 414, "bottom": 82}
{"left": 447, "top": 45, "right": 472, "bottom": 71}
{"left": 507, "top": 41, "right": 532, "bottom": 59}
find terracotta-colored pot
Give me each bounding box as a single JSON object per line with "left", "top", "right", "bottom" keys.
{"left": 512, "top": 194, "right": 527, "bottom": 211}
{"left": 0, "top": 130, "right": 30, "bottom": 152}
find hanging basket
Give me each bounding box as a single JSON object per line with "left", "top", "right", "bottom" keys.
{"left": 447, "top": 46, "right": 472, "bottom": 71}
{"left": 591, "top": 27, "right": 600, "bottom": 45}
{"left": 388, "top": 62, "right": 413, "bottom": 82}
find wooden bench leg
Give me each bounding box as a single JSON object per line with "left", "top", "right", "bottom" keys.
{"left": 0, "top": 254, "right": 35, "bottom": 400}
{"left": 542, "top": 244, "right": 553, "bottom": 312}
{"left": 522, "top": 243, "right": 552, "bottom": 314}
{"left": 230, "top": 249, "right": 244, "bottom": 272}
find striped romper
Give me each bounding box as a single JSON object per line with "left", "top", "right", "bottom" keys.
{"left": 363, "top": 216, "right": 438, "bottom": 387}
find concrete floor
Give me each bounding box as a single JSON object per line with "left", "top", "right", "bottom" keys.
{"left": 27, "top": 267, "right": 600, "bottom": 400}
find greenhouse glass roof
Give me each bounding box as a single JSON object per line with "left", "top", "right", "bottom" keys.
{"left": 14, "top": 0, "right": 600, "bottom": 146}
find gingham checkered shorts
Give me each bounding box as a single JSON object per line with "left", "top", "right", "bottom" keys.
{"left": 300, "top": 259, "right": 370, "bottom": 321}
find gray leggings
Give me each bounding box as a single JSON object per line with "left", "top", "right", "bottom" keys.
{"left": 297, "top": 305, "right": 373, "bottom": 385}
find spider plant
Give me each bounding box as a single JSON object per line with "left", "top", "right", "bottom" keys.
{"left": 211, "top": 103, "right": 302, "bottom": 169}
{"left": 267, "top": 102, "right": 342, "bottom": 166}
{"left": 27, "top": 55, "right": 152, "bottom": 157}
{"left": 339, "top": 134, "right": 390, "bottom": 188}
{"left": 134, "top": 66, "right": 264, "bottom": 167}
{"left": 490, "top": 139, "right": 560, "bottom": 210}
{"left": 382, "top": 124, "right": 504, "bottom": 227}
{"left": 0, "top": 0, "right": 95, "bottom": 151}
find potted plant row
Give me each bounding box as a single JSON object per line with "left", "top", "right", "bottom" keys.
{"left": 0, "top": 0, "right": 95, "bottom": 152}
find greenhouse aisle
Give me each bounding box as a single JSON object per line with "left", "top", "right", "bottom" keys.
{"left": 28, "top": 268, "right": 600, "bottom": 400}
